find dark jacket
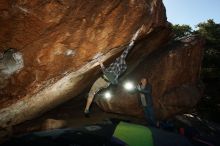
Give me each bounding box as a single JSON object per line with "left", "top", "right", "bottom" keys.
{"left": 137, "top": 84, "right": 153, "bottom": 107}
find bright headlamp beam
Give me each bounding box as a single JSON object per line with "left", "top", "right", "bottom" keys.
{"left": 123, "top": 81, "right": 135, "bottom": 91}
{"left": 104, "top": 91, "right": 112, "bottom": 100}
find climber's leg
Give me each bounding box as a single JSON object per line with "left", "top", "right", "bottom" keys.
{"left": 143, "top": 106, "right": 156, "bottom": 127}
{"left": 84, "top": 77, "right": 110, "bottom": 116}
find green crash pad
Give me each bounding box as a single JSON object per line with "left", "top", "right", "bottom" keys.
{"left": 113, "top": 121, "right": 154, "bottom": 146}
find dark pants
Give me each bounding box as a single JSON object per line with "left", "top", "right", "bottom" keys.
{"left": 143, "top": 106, "right": 156, "bottom": 127}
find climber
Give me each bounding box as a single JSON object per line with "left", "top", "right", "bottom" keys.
{"left": 84, "top": 26, "right": 144, "bottom": 117}
{"left": 136, "top": 78, "right": 157, "bottom": 126}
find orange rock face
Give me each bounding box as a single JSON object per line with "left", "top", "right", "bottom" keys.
{"left": 0, "top": 0, "right": 169, "bottom": 128}
{"left": 0, "top": 0, "right": 203, "bottom": 129}
{"left": 0, "top": 0, "right": 164, "bottom": 105}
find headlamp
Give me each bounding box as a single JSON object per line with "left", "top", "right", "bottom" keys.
{"left": 123, "top": 81, "right": 135, "bottom": 91}
{"left": 104, "top": 91, "right": 112, "bottom": 100}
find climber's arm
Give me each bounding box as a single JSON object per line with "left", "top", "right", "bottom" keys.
{"left": 98, "top": 58, "right": 106, "bottom": 72}
{"left": 138, "top": 88, "right": 150, "bottom": 94}
{"left": 137, "top": 85, "right": 152, "bottom": 94}
{"left": 127, "top": 27, "right": 140, "bottom": 48}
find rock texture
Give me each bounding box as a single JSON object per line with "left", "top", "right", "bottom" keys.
{"left": 0, "top": 0, "right": 203, "bottom": 131}
{"left": 0, "top": 0, "right": 170, "bottom": 128}
{"left": 96, "top": 36, "right": 204, "bottom": 119}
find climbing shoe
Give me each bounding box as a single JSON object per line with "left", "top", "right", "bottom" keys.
{"left": 84, "top": 109, "right": 90, "bottom": 118}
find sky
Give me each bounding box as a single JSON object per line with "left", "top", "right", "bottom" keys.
{"left": 163, "top": 0, "right": 220, "bottom": 29}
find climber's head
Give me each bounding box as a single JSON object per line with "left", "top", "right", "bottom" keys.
{"left": 140, "top": 78, "right": 148, "bottom": 86}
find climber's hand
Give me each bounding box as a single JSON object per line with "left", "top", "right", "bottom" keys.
{"left": 136, "top": 84, "right": 141, "bottom": 91}
{"left": 97, "top": 58, "right": 103, "bottom": 64}
{"left": 98, "top": 58, "right": 105, "bottom": 69}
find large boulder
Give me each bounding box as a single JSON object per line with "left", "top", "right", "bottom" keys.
{"left": 0, "top": 0, "right": 170, "bottom": 128}
{"left": 96, "top": 36, "right": 204, "bottom": 119}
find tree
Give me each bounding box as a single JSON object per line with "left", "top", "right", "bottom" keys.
{"left": 196, "top": 19, "right": 220, "bottom": 48}
{"left": 195, "top": 19, "right": 220, "bottom": 71}
{"left": 171, "top": 20, "right": 220, "bottom": 71}
{"left": 195, "top": 20, "right": 220, "bottom": 123}
{"left": 172, "top": 24, "right": 192, "bottom": 37}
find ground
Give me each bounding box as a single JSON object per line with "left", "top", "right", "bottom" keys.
{"left": 1, "top": 92, "right": 220, "bottom": 146}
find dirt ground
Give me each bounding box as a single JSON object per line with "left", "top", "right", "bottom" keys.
{"left": 12, "top": 97, "right": 146, "bottom": 136}
{"left": 1, "top": 95, "right": 220, "bottom": 145}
